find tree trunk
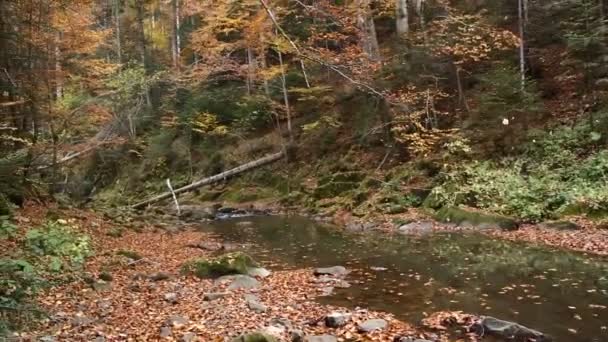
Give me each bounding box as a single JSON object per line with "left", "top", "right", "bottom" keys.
{"left": 135, "top": 0, "right": 151, "bottom": 107}
{"left": 132, "top": 151, "right": 285, "bottom": 209}
{"left": 277, "top": 47, "right": 292, "bottom": 142}
{"left": 356, "top": 0, "right": 380, "bottom": 60}
{"left": 171, "top": 0, "right": 181, "bottom": 69}
{"left": 518, "top": 0, "right": 526, "bottom": 92}
{"left": 396, "top": 0, "right": 409, "bottom": 35}
{"left": 114, "top": 0, "right": 122, "bottom": 64}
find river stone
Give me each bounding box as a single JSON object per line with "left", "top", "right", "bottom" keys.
{"left": 180, "top": 332, "right": 197, "bottom": 342}
{"left": 314, "top": 266, "right": 348, "bottom": 277}
{"left": 245, "top": 294, "right": 267, "bottom": 313}
{"left": 148, "top": 272, "right": 171, "bottom": 281}
{"left": 325, "top": 312, "right": 351, "bottom": 327}
{"left": 221, "top": 275, "right": 260, "bottom": 290}
{"left": 160, "top": 326, "right": 172, "bottom": 338}
{"left": 231, "top": 332, "right": 278, "bottom": 342}
{"left": 248, "top": 267, "right": 271, "bottom": 278}
{"left": 358, "top": 319, "right": 388, "bottom": 332}
{"left": 165, "top": 315, "right": 188, "bottom": 327}
{"left": 398, "top": 221, "right": 434, "bottom": 234}
{"left": 203, "top": 292, "right": 229, "bottom": 301}
{"left": 475, "top": 316, "right": 549, "bottom": 341}
{"left": 164, "top": 292, "right": 178, "bottom": 304}
{"left": 304, "top": 335, "right": 337, "bottom": 342}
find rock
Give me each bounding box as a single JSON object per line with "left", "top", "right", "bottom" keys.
{"left": 540, "top": 220, "right": 580, "bottom": 231}
{"left": 304, "top": 335, "right": 337, "bottom": 342}
{"left": 164, "top": 292, "right": 178, "bottom": 304}
{"left": 91, "top": 280, "right": 111, "bottom": 292}
{"left": 474, "top": 316, "right": 550, "bottom": 341}
{"left": 290, "top": 330, "right": 304, "bottom": 342}
{"left": 398, "top": 221, "right": 434, "bottom": 234}
{"left": 435, "top": 207, "right": 519, "bottom": 231}
{"left": 334, "top": 280, "right": 351, "bottom": 288}
{"left": 263, "top": 325, "right": 285, "bottom": 337}
{"left": 165, "top": 315, "right": 188, "bottom": 327}
{"left": 203, "top": 292, "right": 229, "bottom": 301}
{"left": 319, "top": 286, "right": 334, "bottom": 296}
{"left": 179, "top": 205, "right": 217, "bottom": 220}
{"left": 148, "top": 272, "right": 171, "bottom": 281}
{"left": 358, "top": 319, "right": 388, "bottom": 333}
{"left": 231, "top": 332, "right": 278, "bottom": 342}
{"left": 596, "top": 78, "right": 608, "bottom": 90}
{"left": 38, "top": 336, "right": 55, "bottom": 342}
{"left": 325, "top": 312, "right": 351, "bottom": 327}
{"left": 98, "top": 272, "right": 113, "bottom": 282}
{"left": 269, "top": 317, "right": 292, "bottom": 330}
{"left": 245, "top": 294, "right": 267, "bottom": 313}
{"left": 160, "top": 326, "right": 172, "bottom": 338}
{"left": 394, "top": 338, "right": 432, "bottom": 342}
{"left": 248, "top": 267, "right": 271, "bottom": 278}
{"left": 313, "top": 266, "right": 348, "bottom": 277}
{"left": 181, "top": 252, "right": 257, "bottom": 278}
{"left": 70, "top": 315, "right": 93, "bottom": 327}
{"left": 93, "top": 337, "right": 105, "bottom": 342}
{"left": 180, "top": 332, "right": 197, "bottom": 342}
{"left": 215, "top": 275, "right": 260, "bottom": 290}
{"left": 187, "top": 241, "right": 223, "bottom": 251}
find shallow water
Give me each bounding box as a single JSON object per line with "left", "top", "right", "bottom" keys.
{"left": 203, "top": 215, "right": 608, "bottom": 341}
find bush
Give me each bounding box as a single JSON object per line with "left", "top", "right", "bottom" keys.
{"left": 25, "top": 221, "right": 92, "bottom": 271}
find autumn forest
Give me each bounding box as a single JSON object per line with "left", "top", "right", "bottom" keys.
{"left": 2, "top": 0, "right": 608, "bottom": 341}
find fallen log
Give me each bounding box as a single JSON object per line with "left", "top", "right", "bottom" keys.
{"left": 131, "top": 151, "right": 285, "bottom": 209}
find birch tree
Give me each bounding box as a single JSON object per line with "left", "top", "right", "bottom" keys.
{"left": 356, "top": 0, "right": 380, "bottom": 60}
{"left": 396, "top": 0, "right": 409, "bottom": 35}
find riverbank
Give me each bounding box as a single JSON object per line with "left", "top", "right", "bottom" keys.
{"left": 6, "top": 205, "right": 449, "bottom": 341}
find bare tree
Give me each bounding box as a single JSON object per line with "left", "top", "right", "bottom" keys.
{"left": 396, "top": 0, "right": 409, "bottom": 35}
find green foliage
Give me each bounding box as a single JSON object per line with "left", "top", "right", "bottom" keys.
{"left": 0, "top": 216, "right": 17, "bottom": 240}
{"left": 0, "top": 258, "right": 44, "bottom": 334}
{"left": 25, "top": 221, "right": 92, "bottom": 270}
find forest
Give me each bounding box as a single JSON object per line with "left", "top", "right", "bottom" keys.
{"left": 2, "top": 0, "right": 608, "bottom": 341}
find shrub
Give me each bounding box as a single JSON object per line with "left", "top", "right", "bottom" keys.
{"left": 25, "top": 221, "right": 92, "bottom": 271}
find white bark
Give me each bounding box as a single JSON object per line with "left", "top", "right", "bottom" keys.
{"left": 396, "top": 0, "right": 409, "bottom": 35}
{"left": 356, "top": 0, "right": 380, "bottom": 60}
{"left": 518, "top": 0, "right": 526, "bottom": 92}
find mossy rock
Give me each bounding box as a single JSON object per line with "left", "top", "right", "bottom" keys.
{"left": 435, "top": 207, "right": 519, "bottom": 231}
{"left": 231, "top": 332, "right": 278, "bottom": 342}
{"left": 540, "top": 220, "right": 580, "bottom": 231}
{"left": 422, "top": 191, "right": 444, "bottom": 209}
{"left": 116, "top": 250, "right": 143, "bottom": 260}
{"left": 182, "top": 252, "right": 257, "bottom": 278}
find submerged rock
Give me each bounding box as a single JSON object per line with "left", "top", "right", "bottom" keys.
{"left": 398, "top": 221, "right": 434, "bottom": 235}
{"left": 358, "top": 319, "right": 388, "bottom": 333}
{"left": 314, "top": 266, "right": 348, "bottom": 277}
{"left": 473, "top": 316, "right": 550, "bottom": 341}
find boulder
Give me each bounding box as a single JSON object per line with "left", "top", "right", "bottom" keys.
{"left": 435, "top": 207, "right": 518, "bottom": 231}
{"left": 304, "top": 335, "right": 337, "bottom": 342}
{"left": 314, "top": 266, "right": 348, "bottom": 277}
{"left": 358, "top": 319, "right": 388, "bottom": 333}
{"left": 325, "top": 312, "right": 351, "bottom": 327}
{"left": 181, "top": 252, "right": 257, "bottom": 278}
{"left": 473, "top": 316, "right": 550, "bottom": 341}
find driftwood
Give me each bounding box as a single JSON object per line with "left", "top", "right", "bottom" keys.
{"left": 132, "top": 151, "right": 285, "bottom": 209}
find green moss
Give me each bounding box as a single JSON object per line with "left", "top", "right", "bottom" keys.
{"left": 314, "top": 182, "right": 360, "bottom": 199}
{"left": 198, "top": 190, "right": 224, "bottom": 201}
{"left": 181, "top": 252, "right": 257, "bottom": 278}
{"left": 116, "top": 250, "right": 143, "bottom": 260}
{"left": 435, "top": 207, "right": 519, "bottom": 231}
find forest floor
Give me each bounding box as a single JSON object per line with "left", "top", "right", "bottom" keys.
{"left": 11, "top": 204, "right": 468, "bottom": 342}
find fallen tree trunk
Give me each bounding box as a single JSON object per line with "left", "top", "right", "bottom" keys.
{"left": 131, "top": 151, "right": 285, "bottom": 209}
